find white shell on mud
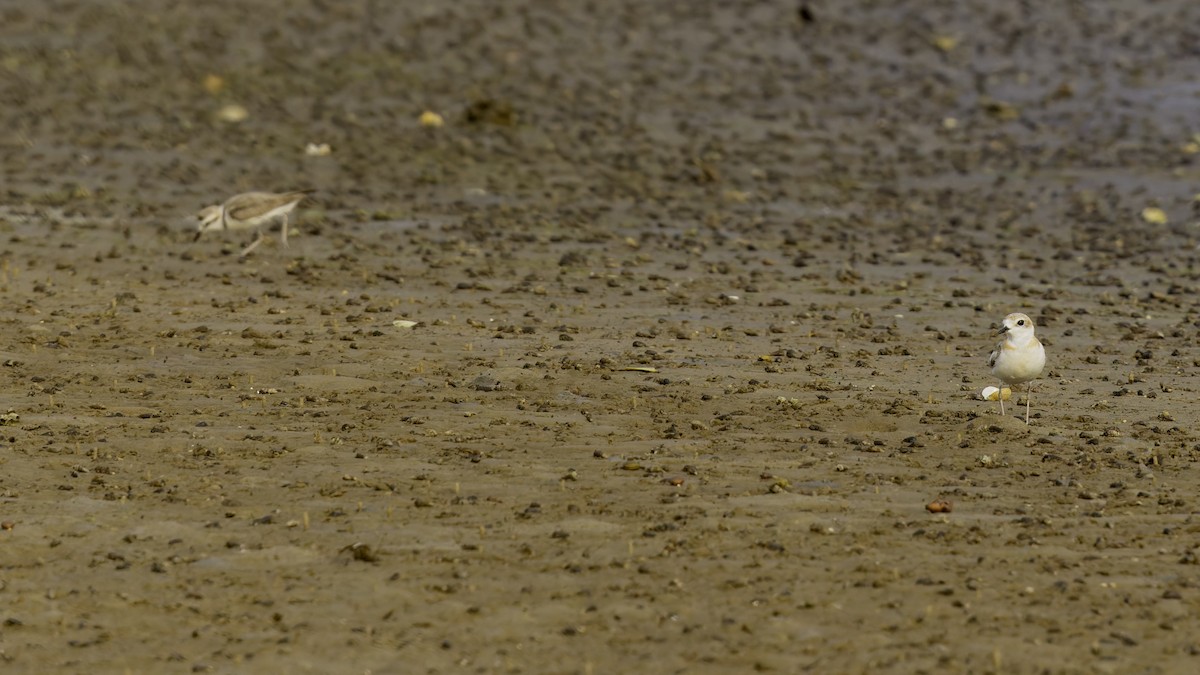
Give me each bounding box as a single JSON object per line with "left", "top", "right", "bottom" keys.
{"left": 215, "top": 103, "right": 248, "bottom": 123}
{"left": 980, "top": 386, "right": 1012, "bottom": 401}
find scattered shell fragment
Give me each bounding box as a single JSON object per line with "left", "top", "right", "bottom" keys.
{"left": 980, "top": 386, "right": 1012, "bottom": 401}
{"left": 393, "top": 320, "right": 418, "bottom": 329}
{"left": 926, "top": 499, "right": 953, "bottom": 514}
{"left": 419, "top": 110, "right": 445, "bottom": 128}
{"left": 617, "top": 367, "right": 657, "bottom": 373}
{"left": 215, "top": 103, "right": 248, "bottom": 123}
{"left": 931, "top": 35, "right": 958, "bottom": 52}
{"left": 305, "top": 142, "right": 332, "bottom": 156}
{"left": 1140, "top": 207, "right": 1168, "bottom": 225}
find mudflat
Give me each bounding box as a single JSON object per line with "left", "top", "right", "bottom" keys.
{"left": 2, "top": 1, "right": 1200, "bottom": 673}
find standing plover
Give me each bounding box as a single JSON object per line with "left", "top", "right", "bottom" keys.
{"left": 194, "top": 190, "right": 313, "bottom": 257}
{"left": 987, "top": 312, "right": 1046, "bottom": 424}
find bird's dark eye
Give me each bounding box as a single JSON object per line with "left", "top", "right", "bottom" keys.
{"left": 1017, "top": 320, "right": 1025, "bottom": 326}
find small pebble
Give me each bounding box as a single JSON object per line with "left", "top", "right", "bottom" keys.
{"left": 926, "top": 499, "right": 953, "bottom": 513}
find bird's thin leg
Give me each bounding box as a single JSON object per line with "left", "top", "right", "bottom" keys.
{"left": 239, "top": 230, "right": 266, "bottom": 257}
{"left": 1024, "top": 382, "right": 1035, "bottom": 425}
{"left": 998, "top": 383, "right": 1005, "bottom": 416}
{"left": 280, "top": 214, "right": 290, "bottom": 249}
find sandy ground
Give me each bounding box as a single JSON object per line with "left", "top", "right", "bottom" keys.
{"left": 3, "top": 1, "right": 1200, "bottom": 673}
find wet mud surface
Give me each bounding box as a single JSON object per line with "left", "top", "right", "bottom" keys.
{"left": 2, "top": 1, "right": 1200, "bottom": 673}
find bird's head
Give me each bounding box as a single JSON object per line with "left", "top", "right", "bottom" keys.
{"left": 194, "top": 205, "right": 223, "bottom": 240}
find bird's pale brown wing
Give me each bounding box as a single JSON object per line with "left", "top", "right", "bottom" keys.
{"left": 986, "top": 342, "right": 1001, "bottom": 368}
{"left": 225, "top": 191, "right": 311, "bottom": 221}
